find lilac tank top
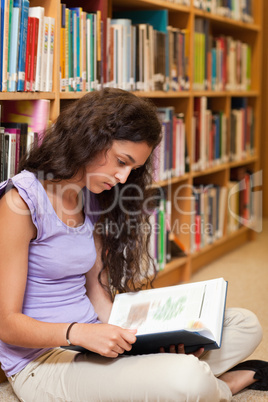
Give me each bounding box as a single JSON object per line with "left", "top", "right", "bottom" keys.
{"left": 0, "top": 170, "right": 99, "bottom": 377}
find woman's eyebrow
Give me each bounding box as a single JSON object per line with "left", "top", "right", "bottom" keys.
{"left": 122, "top": 153, "right": 136, "bottom": 164}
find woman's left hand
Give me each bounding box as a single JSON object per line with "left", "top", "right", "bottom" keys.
{"left": 159, "top": 344, "right": 204, "bottom": 358}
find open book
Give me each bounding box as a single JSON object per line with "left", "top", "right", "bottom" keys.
{"left": 108, "top": 278, "right": 228, "bottom": 354}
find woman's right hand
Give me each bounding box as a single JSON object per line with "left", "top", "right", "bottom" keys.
{"left": 71, "top": 323, "right": 137, "bottom": 358}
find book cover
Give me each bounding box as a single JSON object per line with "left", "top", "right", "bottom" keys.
{"left": 60, "top": 3, "right": 66, "bottom": 92}
{"left": 4, "top": 127, "right": 20, "bottom": 174}
{"left": 17, "top": 0, "right": 29, "bottom": 91}
{"left": 2, "top": 0, "right": 10, "bottom": 92}
{"left": 28, "top": 6, "right": 44, "bottom": 91}
{"left": 7, "top": 4, "right": 21, "bottom": 92}
{"left": 24, "top": 15, "right": 34, "bottom": 91}
{"left": 29, "top": 16, "right": 39, "bottom": 91}
{"left": 108, "top": 278, "right": 228, "bottom": 354}
{"left": 45, "top": 16, "right": 55, "bottom": 92}
{"left": 1, "top": 121, "right": 28, "bottom": 159}
{"left": 40, "top": 15, "right": 49, "bottom": 92}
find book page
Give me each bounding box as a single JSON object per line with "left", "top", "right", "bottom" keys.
{"left": 109, "top": 279, "right": 226, "bottom": 339}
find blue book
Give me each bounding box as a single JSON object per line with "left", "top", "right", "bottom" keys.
{"left": 17, "top": 0, "right": 29, "bottom": 91}
{"left": 8, "top": 5, "right": 20, "bottom": 91}
{"left": 70, "top": 7, "right": 81, "bottom": 91}
{"left": 68, "top": 9, "right": 74, "bottom": 91}
{"left": 113, "top": 9, "right": 168, "bottom": 34}
{"left": 0, "top": 0, "right": 5, "bottom": 92}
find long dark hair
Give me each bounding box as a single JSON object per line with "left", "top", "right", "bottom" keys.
{"left": 20, "top": 88, "right": 162, "bottom": 297}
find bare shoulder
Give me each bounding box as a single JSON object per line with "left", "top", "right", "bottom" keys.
{"left": 0, "top": 187, "right": 36, "bottom": 241}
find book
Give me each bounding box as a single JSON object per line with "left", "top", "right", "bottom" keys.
{"left": 108, "top": 278, "right": 228, "bottom": 354}
{"left": 2, "top": 99, "right": 50, "bottom": 146}
{"left": 45, "top": 16, "right": 55, "bottom": 92}
{"left": 7, "top": 2, "right": 21, "bottom": 92}
{"left": 28, "top": 6, "right": 44, "bottom": 91}
{"left": 17, "top": 0, "right": 29, "bottom": 91}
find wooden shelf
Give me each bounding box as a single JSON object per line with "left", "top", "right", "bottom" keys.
{"left": 1, "top": 0, "right": 262, "bottom": 288}
{"left": 0, "top": 92, "right": 55, "bottom": 101}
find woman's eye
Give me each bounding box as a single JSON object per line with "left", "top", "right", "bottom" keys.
{"left": 117, "top": 159, "right": 126, "bottom": 166}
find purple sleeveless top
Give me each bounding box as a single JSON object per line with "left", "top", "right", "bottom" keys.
{"left": 0, "top": 170, "right": 99, "bottom": 377}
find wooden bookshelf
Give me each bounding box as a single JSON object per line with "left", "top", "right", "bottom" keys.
{"left": 0, "top": 0, "right": 263, "bottom": 287}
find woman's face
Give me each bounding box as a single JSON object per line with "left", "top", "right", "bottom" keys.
{"left": 83, "top": 140, "right": 153, "bottom": 193}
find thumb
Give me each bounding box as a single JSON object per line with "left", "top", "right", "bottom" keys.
{"left": 127, "top": 328, "right": 138, "bottom": 334}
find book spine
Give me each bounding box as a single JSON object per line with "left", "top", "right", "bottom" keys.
{"left": 45, "top": 17, "right": 55, "bottom": 92}
{"left": 17, "top": 0, "right": 29, "bottom": 91}
{"left": 60, "top": 3, "right": 66, "bottom": 92}
{"left": 8, "top": 5, "right": 20, "bottom": 92}
{"left": 40, "top": 16, "right": 49, "bottom": 91}
{"left": 64, "top": 7, "right": 69, "bottom": 92}
{"left": 24, "top": 16, "right": 33, "bottom": 91}
{"left": 2, "top": 0, "right": 10, "bottom": 92}
{"left": 6, "top": 0, "right": 13, "bottom": 90}
{"left": 29, "top": 6, "right": 44, "bottom": 91}
{"left": 29, "top": 17, "right": 39, "bottom": 91}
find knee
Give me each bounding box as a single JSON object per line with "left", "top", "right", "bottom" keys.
{"left": 228, "top": 308, "right": 263, "bottom": 348}
{"left": 155, "top": 355, "right": 222, "bottom": 402}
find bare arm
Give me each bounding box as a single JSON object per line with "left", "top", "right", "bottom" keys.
{"left": 0, "top": 190, "right": 136, "bottom": 357}
{"left": 85, "top": 233, "right": 113, "bottom": 323}
{"left": 0, "top": 189, "right": 69, "bottom": 348}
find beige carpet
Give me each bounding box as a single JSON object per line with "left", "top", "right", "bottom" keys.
{"left": 190, "top": 219, "right": 268, "bottom": 401}
{"left": 1, "top": 221, "right": 268, "bottom": 401}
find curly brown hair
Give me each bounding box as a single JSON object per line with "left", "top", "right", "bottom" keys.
{"left": 19, "top": 88, "right": 162, "bottom": 297}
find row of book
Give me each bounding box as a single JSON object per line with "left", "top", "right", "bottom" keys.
{"left": 190, "top": 184, "right": 227, "bottom": 252}
{"left": 192, "top": 97, "right": 254, "bottom": 172}
{"left": 194, "top": 0, "right": 253, "bottom": 23}
{"left": 194, "top": 18, "right": 251, "bottom": 91}
{"left": 0, "top": 123, "right": 38, "bottom": 180}
{"left": 154, "top": 107, "right": 189, "bottom": 182}
{"left": 0, "top": 2, "right": 55, "bottom": 92}
{"left": 0, "top": 99, "right": 50, "bottom": 180}
{"left": 60, "top": 6, "right": 190, "bottom": 92}
{"left": 227, "top": 168, "right": 257, "bottom": 234}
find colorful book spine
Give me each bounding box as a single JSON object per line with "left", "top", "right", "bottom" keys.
{"left": 45, "top": 17, "right": 55, "bottom": 92}
{"left": 17, "top": 0, "right": 29, "bottom": 91}
{"left": 60, "top": 3, "right": 66, "bottom": 92}
{"left": 28, "top": 6, "right": 44, "bottom": 91}
{"left": 2, "top": 0, "right": 10, "bottom": 92}
{"left": 8, "top": 4, "right": 21, "bottom": 91}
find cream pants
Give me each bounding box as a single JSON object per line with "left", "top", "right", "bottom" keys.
{"left": 8, "top": 308, "right": 263, "bottom": 402}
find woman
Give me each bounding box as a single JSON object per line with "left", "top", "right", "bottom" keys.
{"left": 0, "top": 88, "right": 267, "bottom": 401}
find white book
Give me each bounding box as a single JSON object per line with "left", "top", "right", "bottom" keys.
{"left": 5, "top": 133, "right": 16, "bottom": 178}
{"left": 29, "top": 7, "right": 45, "bottom": 91}
{"left": 40, "top": 16, "right": 49, "bottom": 91}
{"left": 45, "top": 17, "right": 55, "bottom": 92}
{"left": 108, "top": 278, "right": 228, "bottom": 355}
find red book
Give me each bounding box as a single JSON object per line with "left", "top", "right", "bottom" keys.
{"left": 30, "top": 17, "right": 40, "bottom": 91}
{"left": 24, "top": 17, "right": 35, "bottom": 91}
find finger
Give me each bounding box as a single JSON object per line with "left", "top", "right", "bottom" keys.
{"left": 113, "top": 345, "right": 125, "bottom": 355}
{"left": 177, "top": 344, "right": 185, "bottom": 354}
{"left": 192, "top": 348, "right": 205, "bottom": 358}
{"left": 169, "top": 344, "right": 176, "bottom": 353}
{"left": 121, "top": 329, "right": 137, "bottom": 345}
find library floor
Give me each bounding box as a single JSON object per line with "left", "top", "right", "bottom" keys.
{"left": 191, "top": 218, "right": 268, "bottom": 401}
{"left": 1, "top": 220, "right": 268, "bottom": 401}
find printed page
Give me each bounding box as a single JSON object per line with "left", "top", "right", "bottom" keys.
{"left": 109, "top": 279, "right": 226, "bottom": 337}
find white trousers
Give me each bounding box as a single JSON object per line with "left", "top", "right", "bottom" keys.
{"left": 9, "top": 308, "right": 263, "bottom": 402}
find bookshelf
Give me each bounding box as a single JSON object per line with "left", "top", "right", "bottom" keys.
{"left": 0, "top": 0, "right": 263, "bottom": 288}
